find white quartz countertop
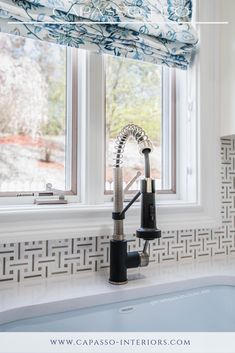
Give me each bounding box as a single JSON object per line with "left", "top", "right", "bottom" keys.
{"left": 1, "top": 256, "right": 235, "bottom": 325}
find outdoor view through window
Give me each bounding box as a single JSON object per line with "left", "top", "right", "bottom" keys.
{"left": 0, "top": 33, "right": 67, "bottom": 193}
{"left": 105, "top": 55, "right": 162, "bottom": 193}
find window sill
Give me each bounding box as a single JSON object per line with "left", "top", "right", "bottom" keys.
{"left": 0, "top": 200, "right": 222, "bottom": 244}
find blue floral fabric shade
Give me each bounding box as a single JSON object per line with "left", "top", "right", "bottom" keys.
{"left": 0, "top": 0, "right": 198, "bottom": 69}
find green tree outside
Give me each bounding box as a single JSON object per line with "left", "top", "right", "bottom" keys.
{"left": 106, "top": 55, "right": 162, "bottom": 144}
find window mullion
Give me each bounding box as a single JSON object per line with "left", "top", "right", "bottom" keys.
{"left": 81, "top": 52, "right": 105, "bottom": 204}
{"left": 66, "top": 48, "right": 76, "bottom": 193}
{"left": 162, "top": 67, "right": 170, "bottom": 190}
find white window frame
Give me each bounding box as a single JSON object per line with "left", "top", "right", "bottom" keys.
{"left": 0, "top": 0, "right": 222, "bottom": 243}
{"left": 0, "top": 45, "right": 79, "bottom": 201}
{"left": 83, "top": 53, "right": 177, "bottom": 204}
{"left": 103, "top": 62, "right": 176, "bottom": 197}
{"left": 161, "top": 67, "right": 176, "bottom": 193}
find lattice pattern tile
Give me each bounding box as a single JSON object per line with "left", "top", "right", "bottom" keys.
{"left": 0, "top": 138, "right": 234, "bottom": 283}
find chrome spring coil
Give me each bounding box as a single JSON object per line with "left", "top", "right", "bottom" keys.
{"left": 113, "top": 124, "right": 153, "bottom": 168}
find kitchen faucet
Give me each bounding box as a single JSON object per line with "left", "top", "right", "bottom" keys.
{"left": 109, "top": 124, "right": 161, "bottom": 284}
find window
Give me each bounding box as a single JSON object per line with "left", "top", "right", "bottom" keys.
{"left": 0, "top": 33, "right": 77, "bottom": 196}
{"left": 0, "top": 34, "right": 175, "bottom": 202}
{"left": 105, "top": 56, "right": 176, "bottom": 195}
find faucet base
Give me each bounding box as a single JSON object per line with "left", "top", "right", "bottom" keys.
{"left": 109, "top": 239, "right": 143, "bottom": 285}
{"left": 109, "top": 239, "right": 128, "bottom": 284}
{"left": 109, "top": 279, "right": 128, "bottom": 285}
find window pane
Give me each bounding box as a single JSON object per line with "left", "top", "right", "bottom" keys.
{"left": 0, "top": 33, "right": 67, "bottom": 193}
{"left": 105, "top": 55, "right": 162, "bottom": 192}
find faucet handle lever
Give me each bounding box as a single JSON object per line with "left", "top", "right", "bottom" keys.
{"left": 124, "top": 171, "right": 141, "bottom": 193}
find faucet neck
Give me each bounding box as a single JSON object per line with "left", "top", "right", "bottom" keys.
{"left": 113, "top": 124, "right": 153, "bottom": 168}
{"left": 112, "top": 125, "right": 153, "bottom": 241}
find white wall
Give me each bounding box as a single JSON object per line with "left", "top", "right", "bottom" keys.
{"left": 220, "top": 0, "right": 235, "bottom": 137}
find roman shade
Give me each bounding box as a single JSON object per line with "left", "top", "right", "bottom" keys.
{"left": 0, "top": 0, "right": 198, "bottom": 69}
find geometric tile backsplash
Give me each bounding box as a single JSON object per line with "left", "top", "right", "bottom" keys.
{"left": 0, "top": 137, "right": 235, "bottom": 284}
